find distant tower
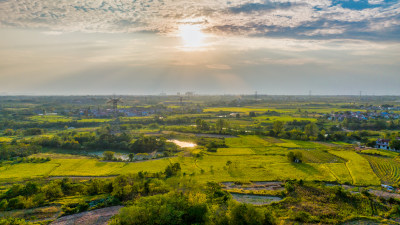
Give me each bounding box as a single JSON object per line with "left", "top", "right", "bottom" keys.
{"left": 179, "top": 96, "right": 183, "bottom": 106}
{"left": 107, "top": 95, "right": 123, "bottom": 134}
{"left": 107, "top": 96, "right": 123, "bottom": 114}
{"left": 255, "top": 91, "right": 258, "bottom": 101}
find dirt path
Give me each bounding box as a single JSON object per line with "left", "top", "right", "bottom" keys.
{"left": 50, "top": 206, "right": 123, "bottom": 225}
{"left": 369, "top": 190, "right": 400, "bottom": 200}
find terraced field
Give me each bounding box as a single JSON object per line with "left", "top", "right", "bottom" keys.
{"left": 363, "top": 154, "right": 400, "bottom": 185}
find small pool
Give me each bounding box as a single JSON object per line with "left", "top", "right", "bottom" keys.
{"left": 168, "top": 139, "right": 197, "bottom": 148}
{"left": 231, "top": 193, "right": 282, "bottom": 205}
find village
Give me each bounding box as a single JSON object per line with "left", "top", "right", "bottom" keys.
{"left": 326, "top": 110, "right": 400, "bottom": 122}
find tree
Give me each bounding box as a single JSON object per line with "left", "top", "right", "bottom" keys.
{"left": 249, "top": 112, "right": 256, "bottom": 117}
{"left": 195, "top": 118, "right": 203, "bottom": 130}
{"left": 165, "top": 163, "right": 181, "bottom": 178}
{"left": 22, "top": 182, "right": 39, "bottom": 196}
{"left": 287, "top": 151, "right": 303, "bottom": 163}
{"left": 216, "top": 119, "right": 228, "bottom": 133}
{"left": 103, "top": 151, "right": 115, "bottom": 161}
{"left": 0, "top": 199, "right": 8, "bottom": 211}
{"left": 304, "top": 123, "right": 319, "bottom": 137}
{"left": 272, "top": 121, "right": 284, "bottom": 135}
{"left": 390, "top": 139, "right": 400, "bottom": 151}
{"left": 230, "top": 203, "right": 264, "bottom": 225}
{"left": 42, "top": 182, "right": 63, "bottom": 200}
{"left": 128, "top": 153, "right": 134, "bottom": 162}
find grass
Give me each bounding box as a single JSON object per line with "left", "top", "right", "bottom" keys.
{"left": 0, "top": 162, "right": 60, "bottom": 182}
{"left": 361, "top": 149, "right": 398, "bottom": 158}
{"left": 329, "top": 151, "right": 380, "bottom": 185}
{"left": 210, "top": 148, "right": 256, "bottom": 155}
{"left": 28, "top": 115, "right": 111, "bottom": 124}
{"left": 29, "top": 115, "right": 72, "bottom": 123}
{"left": 0, "top": 136, "right": 384, "bottom": 186}
{"left": 0, "top": 137, "right": 13, "bottom": 142}
{"left": 325, "top": 163, "right": 353, "bottom": 184}
{"left": 77, "top": 118, "right": 111, "bottom": 123}
{"left": 301, "top": 150, "right": 345, "bottom": 163}
{"left": 225, "top": 136, "right": 273, "bottom": 148}
{"left": 204, "top": 107, "right": 290, "bottom": 113}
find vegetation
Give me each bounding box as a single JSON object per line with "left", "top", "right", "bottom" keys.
{"left": 1, "top": 95, "right": 400, "bottom": 223}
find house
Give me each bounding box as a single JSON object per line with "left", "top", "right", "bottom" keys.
{"left": 376, "top": 138, "right": 400, "bottom": 151}
{"left": 382, "top": 184, "right": 394, "bottom": 191}
{"left": 376, "top": 139, "right": 391, "bottom": 150}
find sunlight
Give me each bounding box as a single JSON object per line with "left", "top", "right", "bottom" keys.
{"left": 178, "top": 24, "right": 205, "bottom": 50}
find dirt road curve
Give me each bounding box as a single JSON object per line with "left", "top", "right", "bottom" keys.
{"left": 50, "top": 206, "right": 123, "bottom": 225}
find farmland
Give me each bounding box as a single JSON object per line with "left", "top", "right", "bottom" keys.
{"left": 1, "top": 95, "right": 400, "bottom": 224}
{"left": 0, "top": 136, "right": 384, "bottom": 186}
{"left": 362, "top": 153, "right": 400, "bottom": 185}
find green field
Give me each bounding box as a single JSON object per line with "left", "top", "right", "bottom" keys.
{"left": 254, "top": 115, "right": 318, "bottom": 123}
{"left": 0, "top": 137, "right": 13, "bottom": 142}
{"left": 29, "top": 115, "right": 73, "bottom": 123}
{"left": 204, "top": 107, "right": 290, "bottom": 113}
{"left": 0, "top": 136, "right": 384, "bottom": 186}
{"left": 363, "top": 154, "right": 400, "bottom": 185}
{"left": 28, "top": 115, "right": 111, "bottom": 123}
{"left": 329, "top": 151, "right": 380, "bottom": 185}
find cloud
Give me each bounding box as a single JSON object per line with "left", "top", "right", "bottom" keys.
{"left": 0, "top": 0, "right": 399, "bottom": 41}
{"left": 42, "top": 31, "right": 63, "bottom": 35}
{"left": 302, "top": 27, "right": 345, "bottom": 36}
{"left": 368, "top": 0, "right": 384, "bottom": 5}
{"left": 227, "top": 2, "right": 301, "bottom": 14}
{"left": 206, "top": 64, "right": 231, "bottom": 70}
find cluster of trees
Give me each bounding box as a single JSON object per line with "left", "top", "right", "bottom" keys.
{"left": 110, "top": 182, "right": 276, "bottom": 225}
{"left": 31, "top": 129, "right": 131, "bottom": 150}
{"left": 390, "top": 139, "right": 400, "bottom": 150}
{"left": 194, "top": 118, "right": 230, "bottom": 133}
{"left": 267, "top": 121, "right": 379, "bottom": 143}
{"left": 130, "top": 136, "right": 178, "bottom": 153}
{"left": 196, "top": 138, "right": 227, "bottom": 152}
{"left": 342, "top": 118, "right": 400, "bottom": 131}
{"left": 269, "top": 121, "right": 324, "bottom": 141}
{"left": 0, "top": 142, "right": 41, "bottom": 161}
{"left": 0, "top": 162, "right": 184, "bottom": 212}
{"left": 0, "top": 178, "right": 117, "bottom": 212}
{"left": 30, "top": 130, "right": 178, "bottom": 154}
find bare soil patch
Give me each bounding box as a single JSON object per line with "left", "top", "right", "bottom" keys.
{"left": 50, "top": 206, "right": 123, "bottom": 225}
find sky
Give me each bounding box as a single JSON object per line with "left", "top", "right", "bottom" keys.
{"left": 0, "top": 0, "right": 399, "bottom": 95}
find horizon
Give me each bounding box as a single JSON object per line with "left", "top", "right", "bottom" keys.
{"left": 1, "top": 93, "right": 400, "bottom": 97}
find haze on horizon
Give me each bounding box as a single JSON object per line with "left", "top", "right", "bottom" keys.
{"left": 0, "top": 0, "right": 399, "bottom": 96}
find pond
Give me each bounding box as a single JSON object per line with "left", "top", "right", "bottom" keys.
{"left": 168, "top": 139, "right": 197, "bottom": 148}
{"left": 230, "top": 193, "right": 282, "bottom": 205}
{"left": 87, "top": 151, "right": 129, "bottom": 160}
{"left": 222, "top": 181, "right": 285, "bottom": 191}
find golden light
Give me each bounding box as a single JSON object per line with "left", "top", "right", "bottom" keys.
{"left": 178, "top": 24, "right": 205, "bottom": 50}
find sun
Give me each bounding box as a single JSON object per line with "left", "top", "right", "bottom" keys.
{"left": 178, "top": 24, "right": 205, "bottom": 49}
